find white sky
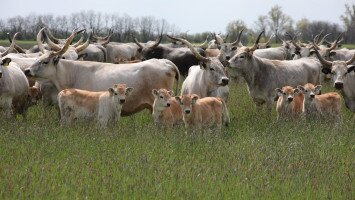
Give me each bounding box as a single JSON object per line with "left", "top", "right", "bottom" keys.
{"left": 1, "top": 0, "right": 353, "bottom": 33}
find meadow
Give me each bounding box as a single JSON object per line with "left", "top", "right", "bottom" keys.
{"left": 0, "top": 78, "right": 354, "bottom": 199}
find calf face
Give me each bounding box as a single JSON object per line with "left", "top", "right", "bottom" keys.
{"left": 109, "top": 84, "right": 134, "bottom": 105}
{"left": 276, "top": 86, "right": 300, "bottom": 103}
{"left": 298, "top": 83, "right": 322, "bottom": 100}
{"left": 175, "top": 94, "right": 199, "bottom": 115}
{"left": 152, "top": 89, "right": 174, "bottom": 108}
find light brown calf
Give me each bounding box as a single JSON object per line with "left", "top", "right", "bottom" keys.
{"left": 275, "top": 86, "right": 304, "bottom": 120}
{"left": 152, "top": 89, "right": 183, "bottom": 127}
{"left": 298, "top": 83, "right": 341, "bottom": 121}
{"left": 58, "top": 84, "right": 133, "bottom": 127}
{"left": 175, "top": 94, "right": 230, "bottom": 131}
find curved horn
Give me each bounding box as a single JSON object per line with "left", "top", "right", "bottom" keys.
{"left": 232, "top": 28, "right": 244, "bottom": 46}
{"left": 132, "top": 35, "right": 143, "bottom": 49}
{"left": 266, "top": 33, "right": 274, "bottom": 44}
{"left": 44, "top": 28, "right": 62, "bottom": 51}
{"left": 250, "top": 30, "right": 264, "bottom": 51}
{"left": 72, "top": 30, "right": 86, "bottom": 47}
{"left": 311, "top": 45, "right": 332, "bottom": 67}
{"left": 75, "top": 32, "right": 91, "bottom": 53}
{"left": 52, "top": 28, "right": 79, "bottom": 56}
{"left": 223, "top": 34, "right": 229, "bottom": 42}
{"left": 36, "top": 28, "right": 47, "bottom": 53}
{"left": 7, "top": 32, "right": 26, "bottom": 53}
{"left": 346, "top": 53, "right": 355, "bottom": 65}
{"left": 317, "top": 33, "right": 331, "bottom": 46}
{"left": 329, "top": 33, "right": 343, "bottom": 51}
{"left": 150, "top": 34, "right": 162, "bottom": 48}
{"left": 167, "top": 35, "right": 209, "bottom": 62}
{"left": 1, "top": 32, "right": 19, "bottom": 57}
{"left": 44, "top": 28, "right": 60, "bottom": 44}
{"left": 195, "top": 35, "right": 209, "bottom": 49}
{"left": 285, "top": 32, "right": 301, "bottom": 50}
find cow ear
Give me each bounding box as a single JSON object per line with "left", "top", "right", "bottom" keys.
{"left": 329, "top": 51, "right": 336, "bottom": 57}
{"left": 125, "top": 87, "right": 134, "bottom": 96}
{"left": 53, "top": 56, "right": 60, "bottom": 65}
{"left": 315, "top": 85, "right": 322, "bottom": 95}
{"left": 168, "top": 90, "right": 174, "bottom": 96}
{"left": 200, "top": 62, "right": 207, "bottom": 69}
{"left": 152, "top": 89, "right": 158, "bottom": 96}
{"left": 347, "top": 65, "right": 355, "bottom": 73}
{"left": 1, "top": 58, "right": 11, "bottom": 66}
{"left": 321, "top": 68, "right": 331, "bottom": 74}
{"left": 191, "top": 95, "right": 199, "bottom": 104}
{"left": 175, "top": 96, "right": 182, "bottom": 104}
{"left": 77, "top": 53, "right": 88, "bottom": 61}
{"left": 275, "top": 88, "right": 283, "bottom": 96}
{"left": 108, "top": 87, "right": 115, "bottom": 95}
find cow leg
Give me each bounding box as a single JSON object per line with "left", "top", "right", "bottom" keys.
{"left": 266, "top": 100, "right": 273, "bottom": 114}
{"left": 1, "top": 98, "right": 13, "bottom": 119}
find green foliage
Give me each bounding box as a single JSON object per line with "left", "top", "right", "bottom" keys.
{"left": 0, "top": 81, "right": 353, "bottom": 199}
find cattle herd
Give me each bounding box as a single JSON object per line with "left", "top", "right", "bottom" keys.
{"left": 0, "top": 27, "right": 354, "bottom": 131}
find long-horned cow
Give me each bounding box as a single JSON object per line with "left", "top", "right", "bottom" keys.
{"left": 228, "top": 31, "right": 321, "bottom": 112}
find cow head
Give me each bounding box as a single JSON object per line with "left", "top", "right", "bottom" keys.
{"left": 133, "top": 34, "right": 163, "bottom": 60}
{"left": 298, "top": 83, "right": 322, "bottom": 101}
{"left": 275, "top": 86, "right": 301, "bottom": 103}
{"left": 175, "top": 94, "right": 199, "bottom": 115}
{"left": 228, "top": 31, "right": 264, "bottom": 70}
{"left": 257, "top": 33, "right": 274, "bottom": 49}
{"left": 310, "top": 33, "right": 343, "bottom": 61}
{"left": 25, "top": 28, "right": 80, "bottom": 78}
{"left": 218, "top": 29, "right": 244, "bottom": 62}
{"left": 90, "top": 28, "right": 113, "bottom": 45}
{"left": 167, "top": 35, "right": 229, "bottom": 87}
{"left": 108, "top": 83, "right": 134, "bottom": 105}
{"left": 312, "top": 45, "right": 355, "bottom": 90}
{"left": 152, "top": 88, "right": 174, "bottom": 109}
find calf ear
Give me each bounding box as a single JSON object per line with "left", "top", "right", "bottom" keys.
{"left": 1, "top": 58, "right": 11, "bottom": 66}
{"left": 175, "top": 96, "right": 182, "bottom": 104}
{"left": 293, "top": 88, "right": 300, "bottom": 94}
{"left": 275, "top": 88, "right": 283, "bottom": 96}
{"left": 152, "top": 89, "right": 158, "bottom": 96}
{"left": 297, "top": 85, "right": 305, "bottom": 93}
{"left": 168, "top": 90, "right": 174, "bottom": 96}
{"left": 108, "top": 87, "right": 115, "bottom": 95}
{"left": 315, "top": 85, "right": 322, "bottom": 95}
{"left": 321, "top": 68, "right": 331, "bottom": 74}
{"left": 191, "top": 95, "right": 199, "bottom": 104}
{"left": 347, "top": 65, "right": 355, "bottom": 73}
{"left": 125, "top": 87, "right": 134, "bottom": 96}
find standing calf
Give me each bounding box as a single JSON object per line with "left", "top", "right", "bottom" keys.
{"left": 175, "top": 94, "right": 230, "bottom": 132}
{"left": 152, "top": 88, "right": 183, "bottom": 127}
{"left": 58, "top": 84, "right": 133, "bottom": 127}
{"left": 275, "top": 86, "right": 304, "bottom": 120}
{"left": 298, "top": 83, "right": 341, "bottom": 121}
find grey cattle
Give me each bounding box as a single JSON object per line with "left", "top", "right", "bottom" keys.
{"left": 25, "top": 50, "right": 180, "bottom": 116}
{"left": 228, "top": 31, "right": 321, "bottom": 112}
{"left": 168, "top": 36, "right": 229, "bottom": 102}
{"left": 312, "top": 47, "right": 355, "bottom": 115}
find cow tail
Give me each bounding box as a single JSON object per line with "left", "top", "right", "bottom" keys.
{"left": 221, "top": 98, "right": 230, "bottom": 127}
{"left": 172, "top": 63, "right": 180, "bottom": 95}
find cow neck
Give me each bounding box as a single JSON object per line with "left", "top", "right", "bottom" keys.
{"left": 201, "top": 68, "right": 215, "bottom": 96}
{"left": 239, "top": 56, "right": 260, "bottom": 88}
{"left": 55, "top": 59, "right": 79, "bottom": 90}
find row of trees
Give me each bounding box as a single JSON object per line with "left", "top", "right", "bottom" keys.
{"left": 0, "top": 4, "right": 354, "bottom": 44}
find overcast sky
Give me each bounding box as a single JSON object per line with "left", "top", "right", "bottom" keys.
{"left": 1, "top": 0, "right": 353, "bottom": 33}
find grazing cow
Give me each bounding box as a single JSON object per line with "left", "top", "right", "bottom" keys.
{"left": 175, "top": 94, "right": 230, "bottom": 131}
{"left": 298, "top": 83, "right": 341, "bottom": 121}
{"left": 0, "top": 33, "right": 30, "bottom": 119}
{"left": 25, "top": 31, "right": 180, "bottom": 116}
{"left": 134, "top": 35, "right": 205, "bottom": 76}
{"left": 152, "top": 89, "right": 183, "bottom": 127}
{"left": 167, "top": 36, "right": 230, "bottom": 102}
{"left": 312, "top": 46, "right": 355, "bottom": 117}
{"left": 228, "top": 31, "right": 321, "bottom": 112}
{"left": 275, "top": 86, "right": 304, "bottom": 120}
{"left": 58, "top": 84, "right": 133, "bottom": 126}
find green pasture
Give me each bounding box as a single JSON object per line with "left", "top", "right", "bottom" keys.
{"left": 0, "top": 80, "right": 353, "bottom": 199}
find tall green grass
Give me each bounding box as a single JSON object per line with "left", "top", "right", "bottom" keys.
{"left": 0, "top": 81, "right": 353, "bottom": 199}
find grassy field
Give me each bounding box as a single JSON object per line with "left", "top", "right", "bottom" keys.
{"left": 0, "top": 80, "right": 354, "bottom": 199}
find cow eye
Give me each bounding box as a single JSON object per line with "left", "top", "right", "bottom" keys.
{"left": 305, "top": 90, "right": 308, "bottom": 92}
{"left": 43, "top": 61, "right": 49, "bottom": 64}
{"left": 115, "top": 92, "right": 118, "bottom": 95}
{"left": 283, "top": 92, "right": 286, "bottom": 95}
{"left": 240, "top": 55, "right": 245, "bottom": 59}
{"left": 160, "top": 96, "right": 163, "bottom": 99}
{"left": 231, "top": 47, "right": 237, "bottom": 51}
{"left": 210, "top": 67, "right": 215, "bottom": 71}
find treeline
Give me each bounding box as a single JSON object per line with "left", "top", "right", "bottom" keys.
{"left": 0, "top": 4, "right": 354, "bottom": 43}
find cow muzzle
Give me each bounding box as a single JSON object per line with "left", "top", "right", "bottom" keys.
{"left": 220, "top": 78, "right": 229, "bottom": 86}
{"left": 166, "top": 102, "right": 171, "bottom": 107}
{"left": 310, "top": 94, "right": 315, "bottom": 99}
{"left": 120, "top": 99, "right": 126, "bottom": 104}
{"left": 287, "top": 97, "right": 293, "bottom": 102}
{"left": 184, "top": 109, "right": 191, "bottom": 114}
{"left": 334, "top": 82, "right": 343, "bottom": 90}
{"left": 24, "top": 69, "right": 32, "bottom": 77}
